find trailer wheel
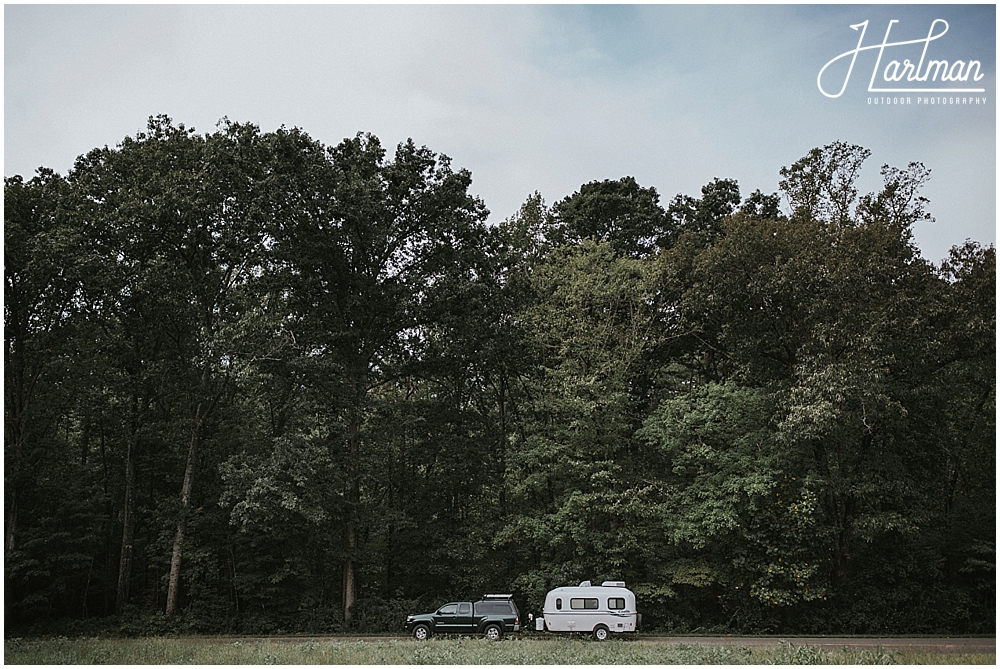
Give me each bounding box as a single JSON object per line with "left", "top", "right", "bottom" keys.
{"left": 413, "top": 624, "right": 431, "bottom": 640}
{"left": 592, "top": 625, "right": 609, "bottom": 641}
{"left": 483, "top": 623, "right": 503, "bottom": 640}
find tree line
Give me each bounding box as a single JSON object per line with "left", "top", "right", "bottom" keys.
{"left": 5, "top": 116, "right": 994, "bottom": 635}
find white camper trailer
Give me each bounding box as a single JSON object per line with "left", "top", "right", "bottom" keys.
{"left": 535, "top": 581, "right": 639, "bottom": 640}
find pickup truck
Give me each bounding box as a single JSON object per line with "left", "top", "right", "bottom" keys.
{"left": 405, "top": 594, "right": 520, "bottom": 640}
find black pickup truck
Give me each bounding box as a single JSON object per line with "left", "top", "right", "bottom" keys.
{"left": 405, "top": 594, "right": 520, "bottom": 640}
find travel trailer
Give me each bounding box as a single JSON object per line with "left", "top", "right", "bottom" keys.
{"left": 534, "top": 581, "right": 639, "bottom": 640}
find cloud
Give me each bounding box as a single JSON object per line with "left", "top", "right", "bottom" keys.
{"left": 4, "top": 4, "right": 993, "bottom": 261}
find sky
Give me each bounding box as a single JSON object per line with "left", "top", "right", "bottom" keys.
{"left": 4, "top": 3, "right": 995, "bottom": 264}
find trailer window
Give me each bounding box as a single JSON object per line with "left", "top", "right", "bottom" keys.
{"left": 608, "top": 597, "right": 625, "bottom": 610}
{"left": 570, "top": 598, "right": 599, "bottom": 610}
{"left": 555, "top": 598, "right": 562, "bottom": 610}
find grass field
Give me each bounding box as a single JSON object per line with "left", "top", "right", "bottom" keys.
{"left": 4, "top": 636, "right": 995, "bottom": 665}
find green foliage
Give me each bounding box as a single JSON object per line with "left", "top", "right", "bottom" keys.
{"left": 637, "top": 382, "right": 828, "bottom": 619}
{"left": 4, "top": 128, "right": 993, "bottom": 637}
{"left": 550, "top": 177, "right": 669, "bottom": 256}
{"left": 665, "top": 177, "right": 743, "bottom": 247}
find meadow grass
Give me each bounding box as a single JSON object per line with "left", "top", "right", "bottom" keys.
{"left": 4, "top": 635, "right": 995, "bottom": 665}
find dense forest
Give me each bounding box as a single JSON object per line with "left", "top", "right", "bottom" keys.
{"left": 5, "top": 116, "right": 994, "bottom": 636}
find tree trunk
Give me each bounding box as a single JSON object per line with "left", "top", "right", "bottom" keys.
{"left": 343, "top": 388, "right": 362, "bottom": 624}
{"left": 165, "top": 419, "right": 202, "bottom": 618}
{"left": 165, "top": 363, "right": 228, "bottom": 619}
{"left": 116, "top": 430, "right": 139, "bottom": 616}
{"left": 343, "top": 523, "right": 357, "bottom": 623}
{"left": 5, "top": 491, "right": 17, "bottom": 553}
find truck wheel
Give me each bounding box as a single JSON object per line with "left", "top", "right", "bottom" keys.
{"left": 413, "top": 624, "right": 431, "bottom": 641}
{"left": 483, "top": 623, "right": 503, "bottom": 640}
{"left": 592, "top": 625, "right": 609, "bottom": 641}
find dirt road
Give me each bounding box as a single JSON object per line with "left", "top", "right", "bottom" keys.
{"left": 232, "top": 634, "right": 994, "bottom": 654}
{"left": 638, "top": 635, "right": 994, "bottom": 654}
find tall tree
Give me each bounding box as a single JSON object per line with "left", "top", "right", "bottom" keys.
{"left": 4, "top": 170, "right": 107, "bottom": 622}
{"left": 261, "top": 132, "right": 490, "bottom": 623}
{"left": 70, "top": 116, "right": 274, "bottom": 617}
{"left": 497, "top": 239, "right": 665, "bottom": 604}
{"left": 669, "top": 141, "right": 987, "bottom": 630}
{"left": 4, "top": 169, "right": 83, "bottom": 554}
{"left": 550, "top": 177, "right": 669, "bottom": 256}
{"left": 665, "top": 177, "right": 742, "bottom": 247}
